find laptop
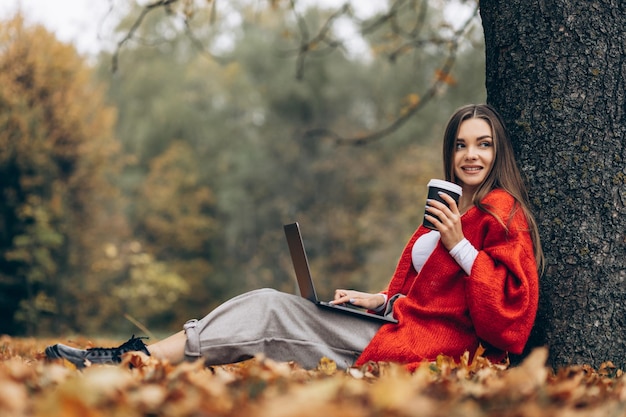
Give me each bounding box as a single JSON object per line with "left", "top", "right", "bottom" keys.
{"left": 283, "top": 222, "right": 398, "bottom": 324}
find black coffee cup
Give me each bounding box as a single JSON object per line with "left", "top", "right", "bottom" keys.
{"left": 423, "top": 179, "right": 463, "bottom": 230}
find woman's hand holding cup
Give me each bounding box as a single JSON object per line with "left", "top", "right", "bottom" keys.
{"left": 423, "top": 179, "right": 465, "bottom": 251}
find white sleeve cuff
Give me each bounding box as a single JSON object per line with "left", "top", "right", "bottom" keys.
{"left": 372, "top": 293, "right": 388, "bottom": 313}
{"left": 449, "top": 238, "right": 479, "bottom": 275}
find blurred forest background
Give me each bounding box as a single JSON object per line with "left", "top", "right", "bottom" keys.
{"left": 0, "top": 1, "right": 485, "bottom": 337}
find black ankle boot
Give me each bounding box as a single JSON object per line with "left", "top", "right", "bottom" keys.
{"left": 45, "top": 335, "right": 150, "bottom": 368}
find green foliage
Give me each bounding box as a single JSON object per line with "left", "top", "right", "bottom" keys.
{"left": 5, "top": 199, "right": 64, "bottom": 327}
{"left": 113, "top": 251, "right": 190, "bottom": 322}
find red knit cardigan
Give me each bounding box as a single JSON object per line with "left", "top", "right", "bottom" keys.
{"left": 355, "top": 188, "right": 539, "bottom": 371}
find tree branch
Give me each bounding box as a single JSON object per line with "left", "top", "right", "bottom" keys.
{"left": 112, "top": 0, "right": 179, "bottom": 72}
{"left": 287, "top": 1, "right": 351, "bottom": 80}
{"left": 303, "top": 2, "right": 480, "bottom": 145}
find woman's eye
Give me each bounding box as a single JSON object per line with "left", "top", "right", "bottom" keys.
{"left": 479, "top": 141, "right": 493, "bottom": 148}
{"left": 455, "top": 142, "right": 465, "bottom": 149}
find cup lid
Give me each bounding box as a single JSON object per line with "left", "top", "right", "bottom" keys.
{"left": 427, "top": 179, "right": 462, "bottom": 195}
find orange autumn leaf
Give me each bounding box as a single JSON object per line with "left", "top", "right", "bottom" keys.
{"left": 435, "top": 69, "right": 457, "bottom": 85}
{"left": 3, "top": 337, "right": 626, "bottom": 417}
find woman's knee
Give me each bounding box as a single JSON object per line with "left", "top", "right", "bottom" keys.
{"left": 243, "top": 288, "right": 295, "bottom": 305}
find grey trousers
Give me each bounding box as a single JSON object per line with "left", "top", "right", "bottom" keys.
{"left": 183, "top": 288, "right": 383, "bottom": 369}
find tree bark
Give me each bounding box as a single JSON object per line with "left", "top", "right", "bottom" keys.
{"left": 480, "top": 0, "right": 626, "bottom": 368}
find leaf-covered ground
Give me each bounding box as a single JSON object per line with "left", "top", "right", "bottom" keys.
{"left": 2, "top": 336, "right": 626, "bottom": 417}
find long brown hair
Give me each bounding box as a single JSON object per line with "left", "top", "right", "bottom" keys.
{"left": 442, "top": 104, "right": 544, "bottom": 272}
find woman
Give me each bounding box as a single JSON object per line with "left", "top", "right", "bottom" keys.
{"left": 46, "top": 104, "right": 543, "bottom": 371}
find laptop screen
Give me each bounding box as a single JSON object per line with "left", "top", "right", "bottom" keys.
{"left": 284, "top": 222, "right": 319, "bottom": 303}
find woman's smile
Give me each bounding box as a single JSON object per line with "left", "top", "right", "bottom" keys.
{"left": 460, "top": 165, "right": 483, "bottom": 173}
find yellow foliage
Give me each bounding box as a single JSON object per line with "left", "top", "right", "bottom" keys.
{"left": 0, "top": 14, "right": 123, "bottom": 333}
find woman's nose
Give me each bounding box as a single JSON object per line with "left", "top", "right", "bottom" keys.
{"left": 464, "top": 146, "right": 478, "bottom": 160}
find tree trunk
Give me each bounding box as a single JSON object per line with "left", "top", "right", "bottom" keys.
{"left": 480, "top": 0, "right": 626, "bottom": 368}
